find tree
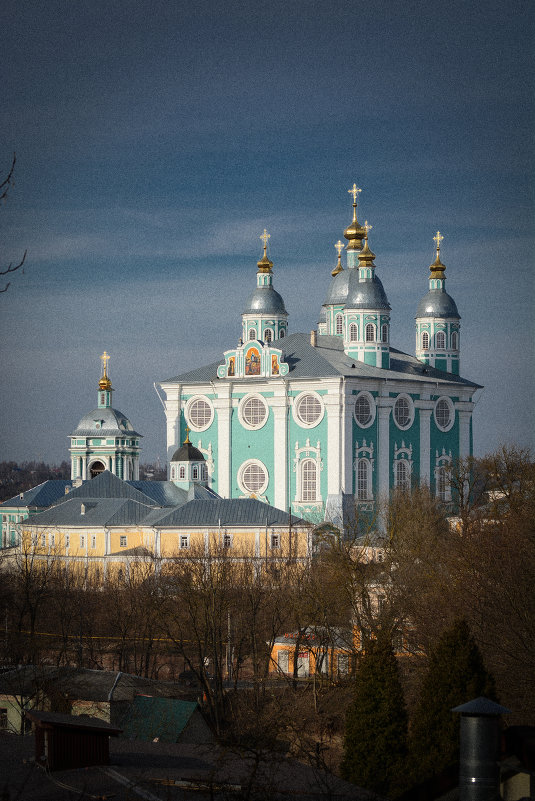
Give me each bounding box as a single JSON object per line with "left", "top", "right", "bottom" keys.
{"left": 341, "top": 631, "right": 408, "bottom": 797}
{"left": 409, "top": 619, "right": 495, "bottom": 782}
{"left": 1, "top": 153, "right": 26, "bottom": 293}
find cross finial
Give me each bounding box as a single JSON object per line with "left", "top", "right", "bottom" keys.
{"left": 260, "top": 229, "right": 270, "bottom": 252}
{"left": 433, "top": 230, "right": 444, "bottom": 253}
{"left": 348, "top": 183, "right": 362, "bottom": 205}
{"left": 100, "top": 351, "right": 110, "bottom": 378}
{"left": 364, "top": 220, "right": 372, "bottom": 237}
{"left": 184, "top": 426, "right": 191, "bottom": 444}
{"left": 335, "top": 239, "right": 344, "bottom": 257}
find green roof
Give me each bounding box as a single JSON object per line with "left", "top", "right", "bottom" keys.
{"left": 120, "top": 696, "right": 200, "bottom": 742}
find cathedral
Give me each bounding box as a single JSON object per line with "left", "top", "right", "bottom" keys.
{"left": 156, "top": 185, "right": 481, "bottom": 524}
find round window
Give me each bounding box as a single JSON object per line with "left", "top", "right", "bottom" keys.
{"left": 393, "top": 395, "right": 413, "bottom": 430}
{"left": 240, "top": 395, "right": 268, "bottom": 429}
{"left": 434, "top": 397, "right": 454, "bottom": 432}
{"left": 354, "top": 392, "right": 375, "bottom": 428}
{"left": 295, "top": 393, "right": 323, "bottom": 427}
{"left": 186, "top": 397, "right": 213, "bottom": 431}
{"left": 239, "top": 460, "right": 268, "bottom": 495}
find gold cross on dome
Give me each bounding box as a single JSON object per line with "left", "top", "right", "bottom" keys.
{"left": 260, "top": 229, "right": 270, "bottom": 249}
{"left": 364, "top": 220, "right": 372, "bottom": 236}
{"left": 348, "top": 183, "right": 362, "bottom": 204}
{"left": 184, "top": 426, "right": 191, "bottom": 443}
{"left": 434, "top": 230, "right": 444, "bottom": 251}
{"left": 100, "top": 351, "right": 110, "bottom": 377}
{"left": 335, "top": 239, "right": 344, "bottom": 257}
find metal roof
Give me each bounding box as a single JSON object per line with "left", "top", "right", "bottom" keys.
{"left": 242, "top": 285, "right": 288, "bottom": 315}
{"left": 54, "top": 471, "right": 159, "bottom": 506}
{"left": 71, "top": 406, "right": 142, "bottom": 437}
{"left": 416, "top": 288, "right": 460, "bottom": 318}
{"left": 119, "top": 697, "right": 201, "bottom": 742}
{"left": 147, "top": 497, "right": 305, "bottom": 528}
{"left": 25, "top": 496, "right": 156, "bottom": 527}
{"left": 161, "top": 332, "right": 480, "bottom": 388}
{"left": 0, "top": 480, "right": 74, "bottom": 509}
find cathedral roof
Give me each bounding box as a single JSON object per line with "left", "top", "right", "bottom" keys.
{"left": 144, "top": 497, "right": 305, "bottom": 528}
{"left": 416, "top": 288, "right": 460, "bottom": 318}
{"left": 161, "top": 332, "right": 480, "bottom": 388}
{"left": 242, "top": 285, "right": 288, "bottom": 315}
{"left": 171, "top": 441, "right": 205, "bottom": 462}
{"left": 323, "top": 269, "right": 350, "bottom": 305}
{"left": 0, "top": 480, "right": 75, "bottom": 509}
{"left": 71, "top": 407, "right": 142, "bottom": 437}
{"left": 344, "top": 270, "right": 391, "bottom": 310}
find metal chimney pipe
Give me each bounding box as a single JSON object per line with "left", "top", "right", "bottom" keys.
{"left": 452, "top": 697, "right": 511, "bottom": 801}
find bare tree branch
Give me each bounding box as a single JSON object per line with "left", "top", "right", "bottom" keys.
{"left": 1, "top": 153, "right": 27, "bottom": 293}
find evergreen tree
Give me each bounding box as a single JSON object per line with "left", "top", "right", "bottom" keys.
{"left": 409, "top": 619, "right": 495, "bottom": 782}
{"left": 341, "top": 632, "right": 408, "bottom": 797}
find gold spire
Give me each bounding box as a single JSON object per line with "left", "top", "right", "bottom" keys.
{"left": 429, "top": 230, "right": 446, "bottom": 278}
{"left": 358, "top": 221, "right": 376, "bottom": 265}
{"left": 344, "top": 182, "right": 366, "bottom": 249}
{"left": 257, "top": 228, "right": 274, "bottom": 273}
{"left": 332, "top": 240, "right": 344, "bottom": 276}
{"left": 184, "top": 426, "right": 191, "bottom": 444}
{"left": 98, "top": 351, "right": 112, "bottom": 391}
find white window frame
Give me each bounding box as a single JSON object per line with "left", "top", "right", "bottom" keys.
{"left": 185, "top": 395, "right": 214, "bottom": 433}
{"left": 393, "top": 442, "right": 413, "bottom": 491}
{"left": 271, "top": 533, "right": 280, "bottom": 549}
{"left": 335, "top": 314, "right": 343, "bottom": 335}
{"left": 421, "top": 331, "right": 429, "bottom": 350}
{"left": 349, "top": 323, "right": 358, "bottom": 341}
{"left": 435, "top": 331, "right": 446, "bottom": 349}
{"left": 179, "top": 465, "right": 186, "bottom": 480}
{"left": 354, "top": 391, "right": 376, "bottom": 429}
{"left": 293, "top": 439, "right": 323, "bottom": 505}
{"left": 223, "top": 532, "right": 232, "bottom": 548}
{"left": 365, "top": 323, "right": 375, "bottom": 342}
{"left": 238, "top": 393, "right": 269, "bottom": 431}
{"left": 393, "top": 394, "right": 414, "bottom": 431}
{"left": 435, "top": 448, "right": 452, "bottom": 502}
{"left": 180, "top": 534, "right": 189, "bottom": 549}
{"left": 248, "top": 328, "right": 256, "bottom": 340}
{"left": 381, "top": 323, "right": 388, "bottom": 343}
{"left": 300, "top": 458, "right": 318, "bottom": 502}
{"left": 264, "top": 328, "right": 273, "bottom": 343}
{"left": 80, "top": 534, "right": 85, "bottom": 548}
{"left": 354, "top": 440, "right": 374, "bottom": 500}
{"left": 292, "top": 391, "right": 325, "bottom": 429}
{"left": 91, "top": 534, "right": 96, "bottom": 549}
{"left": 434, "top": 396, "right": 455, "bottom": 432}
{"left": 238, "top": 459, "right": 269, "bottom": 496}
{"left": 120, "top": 535, "right": 127, "bottom": 548}
{"left": 451, "top": 331, "right": 458, "bottom": 350}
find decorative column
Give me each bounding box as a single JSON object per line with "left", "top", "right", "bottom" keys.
{"left": 341, "top": 387, "right": 354, "bottom": 495}
{"left": 416, "top": 400, "right": 434, "bottom": 485}
{"left": 324, "top": 388, "right": 342, "bottom": 497}
{"left": 164, "top": 385, "right": 181, "bottom": 475}
{"left": 376, "top": 397, "right": 393, "bottom": 501}
{"left": 457, "top": 402, "right": 474, "bottom": 459}
{"left": 214, "top": 385, "right": 233, "bottom": 498}
{"left": 271, "top": 386, "right": 288, "bottom": 511}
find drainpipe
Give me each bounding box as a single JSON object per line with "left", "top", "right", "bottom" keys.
{"left": 452, "top": 696, "right": 511, "bottom": 801}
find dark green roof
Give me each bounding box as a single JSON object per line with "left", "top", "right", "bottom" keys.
{"left": 119, "top": 696, "right": 200, "bottom": 742}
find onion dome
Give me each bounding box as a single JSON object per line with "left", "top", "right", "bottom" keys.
{"left": 172, "top": 440, "right": 205, "bottom": 463}
{"left": 98, "top": 350, "right": 112, "bottom": 390}
{"left": 344, "top": 183, "right": 367, "bottom": 250}
{"left": 332, "top": 240, "right": 344, "bottom": 276}
{"left": 242, "top": 285, "right": 287, "bottom": 314}
{"left": 323, "top": 269, "right": 350, "bottom": 305}
{"left": 416, "top": 231, "right": 460, "bottom": 318}
{"left": 71, "top": 407, "right": 140, "bottom": 436}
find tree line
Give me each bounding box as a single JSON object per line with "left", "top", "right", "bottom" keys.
{"left": 0, "top": 446, "right": 533, "bottom": 795}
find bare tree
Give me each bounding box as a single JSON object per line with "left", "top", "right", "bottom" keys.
{"left": 1, "top": 153, "right": 26, "bottom": 293}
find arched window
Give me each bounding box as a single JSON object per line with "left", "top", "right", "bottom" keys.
{"left": 436, "top": 466, "right": 448, "bottom": 501}
{"left": 422, "top": 332, "right": 429, "bottom": 350}
{"left": 335, "top": 314, "right": 343, "bottom": 335}
{"left": 192, "top": 466, "right": 198, "bottom": 480}
{"left": 435, "top": 331, "right": 445, "bottom": 349}
{"left": 356, "top": 460, "right": 370, "bottom": 500}
{"left": 349, "top": 323, "right": 358, "bottom": 341}
{"left": 365, "top": 323, "right": 375, "bottom": 342}
{"left": 451, "top": 331, "right": 458, "bottom": 349}
{"left": 279, "top": 329, "right": 285, "bottom": 338}
{"left": 301, "top": 459, "right": 317, "bottom": 502}
{"left": 179, "top": 465, "right": 186, "bottom": 480}
{"left": 248, "top": 329, "right": 256, "bottom": 340}
{"left": 395, "top": 460, "right": 410, "bottom": 491}
{"left": 264, "top": 329, "right": 272, "bottom": 343}
{"left": 381, "top": 324, "right": 388, "bottom": 342}
{"left": 171, "top": 466, "right": 176, "bottom": 479}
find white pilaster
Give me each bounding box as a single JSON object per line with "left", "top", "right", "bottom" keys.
{"left": 214, "top": 385, "right": 233, "bottom": 498}
{"left": 456, "top": 402, "right": 474, "bottom": 458}
{"left": 271, "top": 384, "right": 288, "bottom": 511}
{"left": 415, "top": 401, "right": 434, "bottom": 485}
{"left": 341, "top": 387, "right": 353, "bottom": 494}
{"left": 162, "top": 385, "right": 181, "bottom": 476}
{"left": 324, "top": 387, "right": 342, "bottom": 496}
{"left": 376, "top": 398, "right": 393, "bottom": 500}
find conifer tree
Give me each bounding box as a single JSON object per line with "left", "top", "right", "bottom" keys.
{"left": 341, "top": 632, "right": 408, "bottom": 797}
{"left": 409, "top": 619, "right": 495, "bottom": 782}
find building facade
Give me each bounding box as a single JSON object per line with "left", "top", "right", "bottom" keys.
{"left": 157, "top": 186, "right": 480, "bottom": 524}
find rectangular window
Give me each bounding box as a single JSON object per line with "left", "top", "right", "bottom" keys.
{"left": 65, "top": 534, "right": 70, "bottom": 548}
{"left": 50, "top": 533, "right": 55, "bottom": 547}
{"left": 338, "top": 653, "right": 349, "bottom": 674}
{"left": 271, "top": 533, "right": 280, "bottom": 549}
{"left": 223, "top": 533, "right": 231, "bottom": 548}
{"left": 180, "top": 535, "right": 189, "bottom": 549}
{"left": 91, "top": 535, "right": 96, "bottom": 549}
{"left": 31, "top": 533, "right": 37, "bottom": 546}
{"left": 120, "top": 535, "right": 127, "bottom": 547}
{"left": 41, "top": 534, "right": 46, "bottom": 547}
{"left": 80, "top": 535, "right": 85, "bottom": 548}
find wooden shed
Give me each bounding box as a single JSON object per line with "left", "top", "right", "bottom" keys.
{"left": 25, "top": 710, "right": 122, "bottom": 771}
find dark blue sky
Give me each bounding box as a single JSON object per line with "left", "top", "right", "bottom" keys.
{"left": 0, "top": 0, "right": 533, "bottom": 464}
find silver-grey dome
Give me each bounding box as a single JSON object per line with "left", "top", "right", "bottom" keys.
{"left": 71, "top": 407, "right": 142, "bottom": 437}
{"left": 318, "top": 307, "right": 327, "bottom": 323}
{"left": 243, "top": 286, "right": 288, "bottom": 315}
{"left": 416, "top": 289, "right": 459, "bottom": 318}
{"left": 344, "top": 270, "right": 391, "bottom": 310}
{"left": 323, "top": 270, "right": 350, "bottom": 306}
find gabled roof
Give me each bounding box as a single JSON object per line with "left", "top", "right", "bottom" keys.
{"left": 146, "top": 497, "right": 305, "bottom": 528}
{"left": 161, "top": 332, "right": 481, "bottom": 388}
{"left": 25, "top": 496, "right": 156, "bottom": 527}
{"left": 1, "top": 480, "right": 74, "bottom": 510}
{"left": 119, "top": 697, "right": 203, "bottom": 742}
{"left": 52, "top": 471, "right": 159, "bottom": 507}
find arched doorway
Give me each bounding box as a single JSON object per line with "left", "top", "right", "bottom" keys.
{"left": 89, "top": 460, "right": 106, "bottom": 479}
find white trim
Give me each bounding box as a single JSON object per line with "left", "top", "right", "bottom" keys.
{"left": 238, "top": 459, "right": 269, "bottom": 496}
{"left": 185, "top": 395, "right": 214, "bottom": 432}
{"left": 434, "top": 396, "right": 455, "bottom": 432}
{"left": 354, "top": 391, "right": 376, "bottom": 429}
{"left": 238, "top": 393, "right": 269, "bottom": 431}
{"left": 393, "top": 393, "right": 414, "bottom": 431}
{"left": 292, "top": 390, "right": 325, "bottom": 428}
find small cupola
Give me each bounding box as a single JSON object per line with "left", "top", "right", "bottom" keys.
{"left": 344, "top": 183, "right": 367, "bottom": 260}
{"left": 170, "top": 428, "right": 208, "bottom": 488}
{"left": 241, "top": 229, "right": 288, "bottom": 344}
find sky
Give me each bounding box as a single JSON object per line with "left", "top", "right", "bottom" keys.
{"left": 0, "top": 0, "right": 533, "bottom": 465}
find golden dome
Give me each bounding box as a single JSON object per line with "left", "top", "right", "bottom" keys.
{"left": 99, "top": 376, "right": 112, "bottom": 391}
{"left": 358, "top": 237, "right": 376, "bottom": 265}
{"left": 258, "top": 228, "right": 274, "bottom": 273}
{"left": 429, "top": 231, "right": 446, "bottom": 278}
